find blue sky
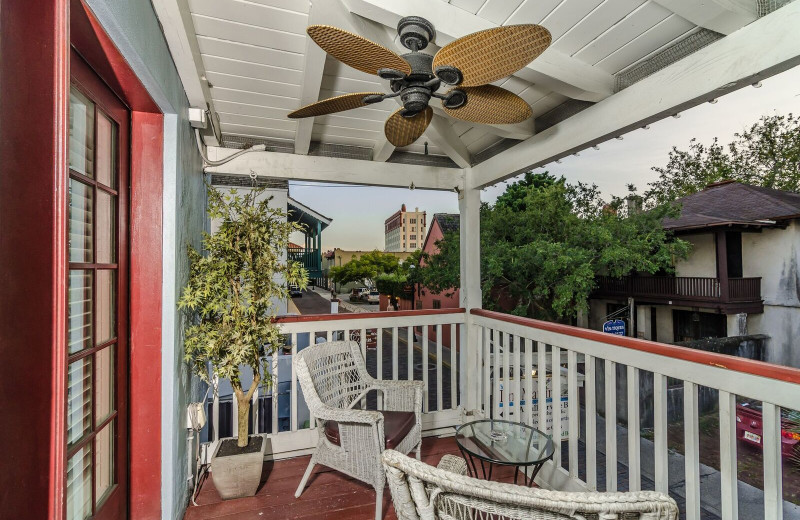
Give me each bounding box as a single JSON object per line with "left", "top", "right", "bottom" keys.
{"left": 290, "top": 64, "right": 800, "bottom": 251}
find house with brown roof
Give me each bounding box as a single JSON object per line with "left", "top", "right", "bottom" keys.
{"left": 590, "top": 181, "right": 800, "bottom": 368}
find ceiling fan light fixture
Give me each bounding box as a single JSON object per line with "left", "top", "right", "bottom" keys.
{"left": 434, "top": 65, "right": 463, "bottom": 86}
{"left": 400, "top": 86, "right": 431, "bottom": 114}
{"left": 442, "top": 89, "right": 467, "bottom": 109}
{"left": 378, "top": 68, "right": 407, "bottom": 81}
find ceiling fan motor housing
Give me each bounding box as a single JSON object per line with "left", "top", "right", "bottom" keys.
{"left": 397, "top": 16, "right": 435, "bottom": 51}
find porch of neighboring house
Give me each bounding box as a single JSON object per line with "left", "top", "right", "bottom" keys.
{"left": 288, "top": 197, "right": 331, "bottom": 286}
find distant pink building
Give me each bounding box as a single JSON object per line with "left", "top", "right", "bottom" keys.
{"left": 417, "top": 214, "right": 460, "bottom": 349}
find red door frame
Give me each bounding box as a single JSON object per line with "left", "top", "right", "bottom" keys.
{"left": 0, "top": 1, "right": 164, "bottom": 518}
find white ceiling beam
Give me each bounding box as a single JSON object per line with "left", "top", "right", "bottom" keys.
{"left": 372, "top": 136, "right": 395, "bottom": 161}
{"left": 469, "top": 2, "right": 800, "bottom": 189}
{"left": 294, "top": 1, "right": 333, "bottom": 155}
{"left": 151, "top": 0, "right": 221, "bottom": 145}
{"left": 342, "top": 0, "right": 615, "bottom": 102}
{"left": 206, "top": 147, "right": 464, "bottom": 191}
{"left": 652, "top": 0, "right": 758, "bottom": 34}
{"left": 426, "top": 115, "right": 472, "bottom": 168}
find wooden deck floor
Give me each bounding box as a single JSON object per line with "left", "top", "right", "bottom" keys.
{"left": 184, "top": 435, "right": 521, "bottom": 520}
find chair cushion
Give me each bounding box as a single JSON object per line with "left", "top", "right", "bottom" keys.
{"left": 324, "top": 411, "right": 416, "bottom": 449}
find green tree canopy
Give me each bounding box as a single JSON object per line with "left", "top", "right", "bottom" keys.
{"left": 646, "top": 113, "right": 800, "bottom": 205}
{"left": 417, "top": 173, "right": 689, "bottom": 321}
{"left": 329, "top": 249, "right": 402, "bottom": 287}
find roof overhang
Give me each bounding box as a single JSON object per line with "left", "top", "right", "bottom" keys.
{"left": 287, "top": 196, "right": 332, "bottom": 232}
{"left": 152, "top": 0, "right": 800, "bottom": 190}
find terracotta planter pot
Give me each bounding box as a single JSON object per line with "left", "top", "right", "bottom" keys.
{"left": 211, "top": 434, "right": 266, "bottom": 499}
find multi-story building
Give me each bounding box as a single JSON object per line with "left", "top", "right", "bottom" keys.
{"left": 384, "top": 204, "right": 426, "bottom": 252}
{"left": 590, "top": 181, "right": 800, "bottom": 368}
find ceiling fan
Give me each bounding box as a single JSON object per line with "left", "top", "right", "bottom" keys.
{"left": 287, "top": 16, "right": 551, "bottom": 147}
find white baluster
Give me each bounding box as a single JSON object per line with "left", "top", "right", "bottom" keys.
{"left": 762, "top": 402, "right": 783, "bottom": 519}
{"left": 568, "top": 350, "right": 579, "bottom": 479}
{"left": 407, "top": 326, "right": 414, "bottom": 382}
{"left": 525, "top": 340, "right": 534, "bottom": 426}
{"left": 605, "top": 359, "right": 617, "bottom": 492}
{"left": 653, "top": 372, "right": 668, "bottom": 494}
{"left": 513, "top": 335, "right": 521, "bottom": 424}
{"left": 422, "top": 324, "right": 429, "bottom": 413}
{"left": 719, "top": 390, "right": 738, "bottom": 520}
{"left": 450, "top": 323, "right": 458, "bottom": 410}
{"left": 392, "top": 326, "right": 399, "bottom": 381}
{"left": 483, "top": 326, "right": 490, "bottom": 418}
{"left": 537, "top": 344, "right": 547, "bottom": 441}
{"left": 626, "top": 365, "right": 641, "bottom": 491}
{"left": 684, "top": 381, "right": 700, "bottom": 520}
{"left": 377, "top": 327, "right": 383, "bottom": 409}
{"left": 436, "top": 323, "right": 443, "bottom": 412}
{"left": 291, "top": 333, "right": 298, "bottom": 432}
{"left": 552, "top": 346, "right": 561, "bottom": 468}
{"left": 586, "top": 354, "right": 597, "bottom": 490}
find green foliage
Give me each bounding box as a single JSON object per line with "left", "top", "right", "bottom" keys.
{"left": 646, "top": 113, "right": 800, "bottom": 205}
{"left": 328, "top": 250, "right": 402, "bottom": 287}
{"left": 375, "top": 272, "right": 411, "bottom": 310}
{"left": 416, "top": 232, "right": 460, "bottom": 298}
{"left": 178, "top": 186, "right": 308, "bottom": 389}
{"left": 418, "top": 174, "right": 689, "bottom": 321}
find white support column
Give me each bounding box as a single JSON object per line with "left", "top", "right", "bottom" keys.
{"left": 459, "top": 182, "right": 482, "bottom": 412}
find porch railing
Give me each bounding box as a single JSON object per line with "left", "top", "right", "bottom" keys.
{"left": 208, "top": 309, "right": 465, "bottom": 459}
{"left": 287, "top": 246, "right": 322, "bottom": 277}
{"left": 593, "top": 275, "right": 762, "bottom": 303}
{"left": 204, "top": 306, "right": 800, "bottom": 519}
{"left": 469, "top": 308, "right": 800, "bottom": 520}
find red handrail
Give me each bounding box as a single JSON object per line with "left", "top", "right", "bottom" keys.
{"left": 274, "top": 307, "right": 466, "bottom": 324}
{"left": 471, "top": 308, "right": 800, "bottom": 385}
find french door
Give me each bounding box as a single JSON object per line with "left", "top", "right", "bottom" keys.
{"left": 66, "top": 51, "right": 129, "bottom": 520}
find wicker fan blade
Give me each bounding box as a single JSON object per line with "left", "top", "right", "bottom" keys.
{"left": 288, "top": 92, "right": 383, "bottom": 119}
{"left": 433, "top": 25, "right": 551, "bottom": 87}
{"left": 443, "top": 86, "right": 532, "bottom": 124}
{"left": 384, "top": 107, "right": 433, "bottom": 147}
{"left": 307, "top": 25, "right": 412, "bottom": 77}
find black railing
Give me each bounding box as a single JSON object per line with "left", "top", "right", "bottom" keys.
{"left": 594, "top": 275, "right": 761, "bottom": 304}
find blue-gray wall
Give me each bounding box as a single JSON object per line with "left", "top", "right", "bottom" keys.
{"left": 84, "top": 1, "right": 205, "bottom": 518}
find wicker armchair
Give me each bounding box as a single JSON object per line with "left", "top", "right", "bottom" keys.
{"left": 294, "top": 341, "right": 424, "bottom": 520}
{"left": 383, "top": 450, "right": 679, "bottom": 520}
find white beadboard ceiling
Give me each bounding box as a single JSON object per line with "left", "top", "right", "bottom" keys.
{"left": 181, "top": 0, "right": 713, "bottom": 160}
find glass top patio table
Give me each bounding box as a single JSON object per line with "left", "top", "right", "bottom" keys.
{"left": 454, "top": 419, "right": 554, "bottom": 486}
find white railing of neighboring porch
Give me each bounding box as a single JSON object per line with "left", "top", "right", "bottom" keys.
{"left": 208, "top": 308, "right": 466, "bottom": 460}
{"left": 469, "top": 308, "right": 800, "bottom": 520}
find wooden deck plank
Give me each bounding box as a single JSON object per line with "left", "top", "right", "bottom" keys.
{"left": 184, "top": 436, "right": 523, "bottom": 520}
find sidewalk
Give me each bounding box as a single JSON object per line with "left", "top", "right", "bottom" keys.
{"left": 587, "top": 409, "right": 800, "bottom": 519}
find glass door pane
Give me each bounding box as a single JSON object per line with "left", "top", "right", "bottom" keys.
{"left": 67, "top": 82, "right": 122, "bottom": 518}
{"left": 66, "top": 445, "right": 92, "bottom": 520}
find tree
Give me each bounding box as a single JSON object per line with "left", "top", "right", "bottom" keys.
{"left": 646, "top": 113, "right": 800, "bottom": 205}
{"left": 179, "top": 186, "right": 308, "bottom": 447}
{"left": 375, "top": 272, "right": 411, "bottom": 310}
{"left": 329, "top": 250, "right": 402, "bottom": 288}
{"left": 418, "top": 173, "right": 689, "bottom": 321}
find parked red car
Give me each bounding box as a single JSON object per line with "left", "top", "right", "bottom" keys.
{"left": 736, "top": 400, "right": 800, "bottom": 457}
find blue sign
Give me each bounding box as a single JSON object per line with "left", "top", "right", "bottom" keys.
{"left": 603, "top": 319, "right": 626, "bottom": 336}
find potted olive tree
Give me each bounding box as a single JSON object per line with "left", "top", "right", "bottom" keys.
{"left": 179, "top": 186, "right": 307, "bottom": 499}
